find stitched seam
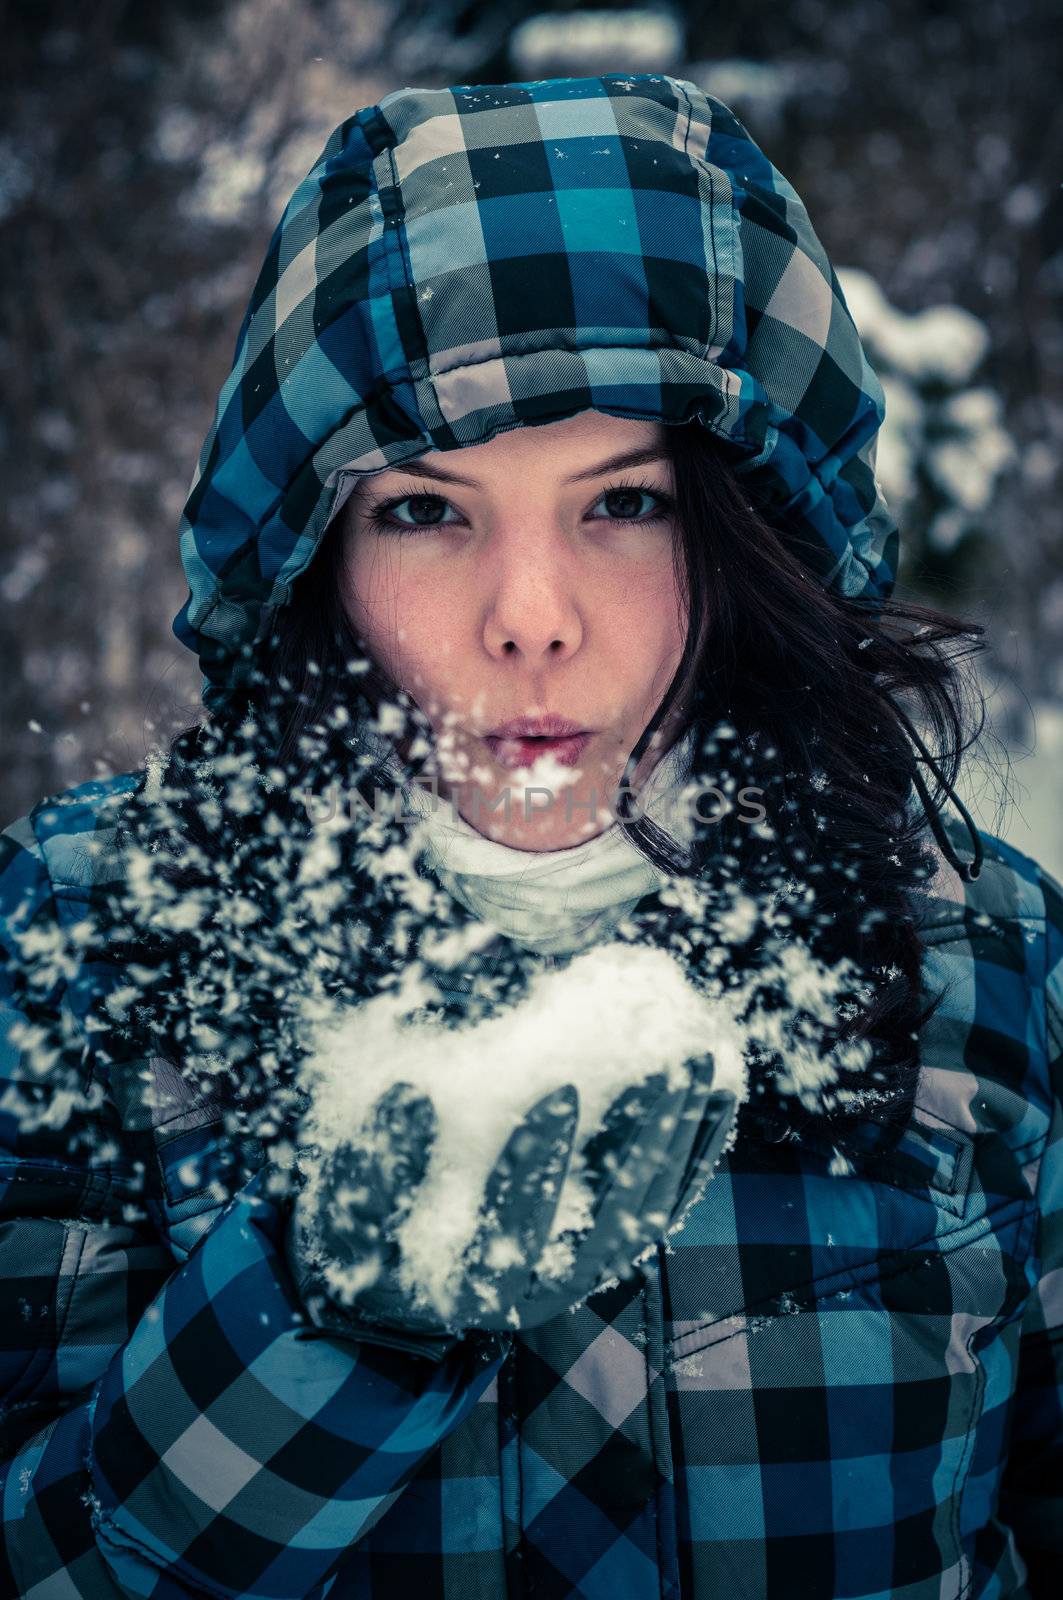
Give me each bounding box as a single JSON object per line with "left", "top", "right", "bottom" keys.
{"left": 675, "top": 79, "right": 705, "bottom": 357}
{"left": 668, "top": 1194, "right": 1027, "bottom": 1354}
{"left": 1018, "top": 891, "right": 1060, "bottom": 1304}
{"left": 0, "top": 1167, "right": 91, "bottom": 1191}
{"left": 0, "top": 1169, "right": 145, "bottom": 1229}
{"left": 706, "top": 138, "right": 722, "bottom": 349}
{"left": 678, "top": 80, "right": 695, "bottom": 157}
{"left": 681, "top": 82, "right": 723, "bottom": 356}
{"left": 423, "top": 338, "right": 709, "bottom": 381}
{"left": 493, "top": 1363, "right": 510, "bottom": 1594}
{"left": 93, "top": 1509, "right": 235, "bottom": 1600}
{"left": 52, "top": 1224, "right": 88, "bottom": 1383}
{"left": 949, "top": 1320, "right": 988, "bottom": 1598}
{"left": 670, "top": 1223, "right": 1018, "bottom": 1360}
{"left": 639, "top": 1282, "right": 665, "bottom": 1600}
{"left": 514, "top": 1343, "right": 528, "bottom": 1597}
{"left": 382, "top": 143, "right": 431, "bottom": 382}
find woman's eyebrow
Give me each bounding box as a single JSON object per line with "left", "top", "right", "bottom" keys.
{"left": 566, "top": 447, "right": 671, "bottom": 483}
{"left": 370, "top": 446, "right": 670, "bottom": 491}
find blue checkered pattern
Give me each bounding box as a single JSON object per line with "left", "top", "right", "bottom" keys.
{"left": 2, "top": 67, "right": 1059, "bottom": 1600}
{"left": 1, "top": 775, "right": 1061, "bottom": 1597}
{"left": 172, "top": 73, "right": 898, "bottom": 712}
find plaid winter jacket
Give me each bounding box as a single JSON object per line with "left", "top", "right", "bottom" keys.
{"left": 4, "top": 69, "right": 1060, "bottom": 1600}
{"left": 1, "top": 777, "right": 1061, "bottom": 1599}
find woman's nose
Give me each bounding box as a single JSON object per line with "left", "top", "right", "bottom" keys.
{"left": 480, "top": 535, "right": 584, "bottom": 662}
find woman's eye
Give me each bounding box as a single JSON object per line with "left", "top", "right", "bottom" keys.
{"left": 367, "top": 493, "right": 459, "bottom": 531}
{"left": 593, "top": 486, "right": 670, "bottom": 524}
{"left": 365, "top": 481, "right": 672, "bottom": 534}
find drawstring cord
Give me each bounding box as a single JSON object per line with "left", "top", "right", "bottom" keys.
{"left": 885, "top": 697, "right": 983, "bottom": 882}
{"left": 615, "top": 695, "right": 983, "bottom": 883}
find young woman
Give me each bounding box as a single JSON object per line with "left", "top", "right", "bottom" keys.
{"left": 1, "top": 72, "right": 1060, "bottom": 1600}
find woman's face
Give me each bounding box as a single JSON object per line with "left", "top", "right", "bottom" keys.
{"left": 339, "top": 410, "right": 688, "bottom": 851}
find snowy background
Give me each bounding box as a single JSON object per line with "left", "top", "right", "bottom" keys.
{"left": 3, "top": 0, "right": 1061, "bottom": 873}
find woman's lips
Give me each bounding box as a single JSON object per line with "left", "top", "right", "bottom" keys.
{"left": 482, "top": 732, "right": 593, "bottom": 771}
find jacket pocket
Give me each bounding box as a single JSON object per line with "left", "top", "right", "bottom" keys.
{"left": 0, "top": 1180, "right": 172, "bottom": 1455}
{"left": 843, "top": 1107, "right": 974, "bottom": 1217}
{"left": 661, "top": 1103, "right": 1003, "bottom": 1361}
{"left": 660, "top": 1113, "right": 1036, "bottom": 1599}
{"left": 107, "top": 1054, "right": 265, "bottom": 1259}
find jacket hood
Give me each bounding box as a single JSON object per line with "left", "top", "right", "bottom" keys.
{"left": 173, "top": 72, "right": 898, "bottom": 711}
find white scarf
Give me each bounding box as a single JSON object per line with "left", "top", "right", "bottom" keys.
{"left": 385, "top": 728, "right": 700, "bottom": 956}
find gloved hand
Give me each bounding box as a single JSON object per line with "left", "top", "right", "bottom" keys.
{"left": 286, "top": 1078, "right": 577, "bottom": 1357}
{"left": 536, "top": 1057, "right": 737, "bottom": 1303}
{"left": 285, "top": 1059, "right": 736, "bottom": 1355}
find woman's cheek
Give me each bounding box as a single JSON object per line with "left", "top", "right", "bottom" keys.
{"left": 629, "top": 592, "right": 685, "bottom": 675}
{"left": 391, "top": 631, "right": 469, "bottom": 719}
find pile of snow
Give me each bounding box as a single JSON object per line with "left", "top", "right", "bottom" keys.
{"left": 295, "top": 940, "right": 747, "bottom": 1322}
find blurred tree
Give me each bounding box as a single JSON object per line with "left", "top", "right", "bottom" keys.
{"left": 0, "top": 0, "right": 396, "bottom": 821}
{"left": 837, "top": 267, "right": 1016, "bottom": 593}
{"left": 2, "top": 0, "right": 237, "bottom": 814}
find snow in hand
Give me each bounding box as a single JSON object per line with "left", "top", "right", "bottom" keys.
{"left": 295, "top": 940, "right": 747, "bottom": 1321}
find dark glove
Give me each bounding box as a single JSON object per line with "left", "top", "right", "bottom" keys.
{"left": 286, "top": 1060, "right": 736, "bottom": 1352}
{"left": 525, "top": 1055, "right": 737, "bottom": 1315}
{"left": 286, "top": 1079, "right": 579, "bottom": 1357}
